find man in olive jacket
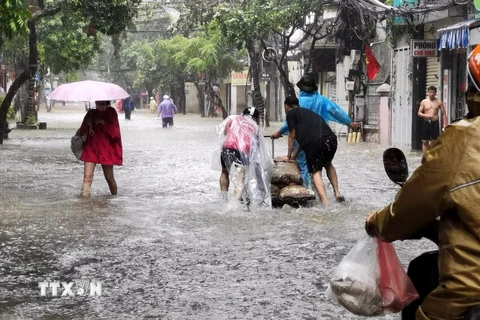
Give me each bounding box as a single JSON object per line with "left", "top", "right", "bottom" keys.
{"left": 365, "top": 45, "right": 480, "bottom": 320}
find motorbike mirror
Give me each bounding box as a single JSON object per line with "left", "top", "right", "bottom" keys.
{"left": 383, "top": 148, "right": 409, "bottom": 186}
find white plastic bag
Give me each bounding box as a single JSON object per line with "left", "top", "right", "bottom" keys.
{"left": 211, "top": 149, "right": 222, "bottom": 171}
{"left": 326, "top": 234, "right": 383, "bottom": 316}
{"left": 326, "top": 234, "right": 419, "bottom": 316}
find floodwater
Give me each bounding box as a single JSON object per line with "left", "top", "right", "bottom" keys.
{"left": 0, "top": 104, "right": 436, "bottom": 319}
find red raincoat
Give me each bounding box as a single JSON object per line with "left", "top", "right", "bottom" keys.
{"left": 78, "top": 107, "right": 123, "bottom": 165}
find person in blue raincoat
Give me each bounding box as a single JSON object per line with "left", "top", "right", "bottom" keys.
{"left": 272, "top": 74, "right": 359, "bottom": 202}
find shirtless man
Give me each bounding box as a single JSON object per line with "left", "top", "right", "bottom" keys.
{"left": 418, "top": 86, "right": 447, "bottom": 156}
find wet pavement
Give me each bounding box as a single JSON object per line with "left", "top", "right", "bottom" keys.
{"left": 0, "top": 104, "right": 436, "bottom": 319}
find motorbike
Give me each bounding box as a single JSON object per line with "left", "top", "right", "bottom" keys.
{"left": 382, "top": 148, "right": 480, "bottom": 320}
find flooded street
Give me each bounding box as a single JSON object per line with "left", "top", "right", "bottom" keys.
{"left": 0, "top": 104, "right": 436, "bottom": 319}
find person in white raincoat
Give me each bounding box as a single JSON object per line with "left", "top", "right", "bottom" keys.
{"left": 215, "top": 107, "right": 273, "bottom": 207}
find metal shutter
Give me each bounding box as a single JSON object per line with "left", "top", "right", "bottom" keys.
{"left": 426, "top": 57, "right": 439, "bottom": 94}
{"left": 327, "top": 82, "right": 336, "bottom": 102}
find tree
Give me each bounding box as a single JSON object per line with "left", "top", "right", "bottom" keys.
{"left": 0, "top": 0, "right": 141, "bottom": 144}
{"left": 180, "top": 30, "right": 244, "bottom": 118}
{"left": 35, "top": 14, "right": 102, "bottom": 111}
{"left": 88, "top": 1, "right": 186, "bottom": 102}
{"left": 0, "top": 0, "right": 30, "bottom": 48}
{"left": 125, "top": 40, "right": 163, "bottom": 99}
{"left": 37, "top": 15, "right": 101, "bottom": 75}
{"left": 212, "top": 0, "right": 318, "bottom": 124}
{"left": 182, "top": 0, "right": 328, "bottom": 124}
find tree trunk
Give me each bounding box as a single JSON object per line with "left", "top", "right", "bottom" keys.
{"left": 194, "top": 81, "right": 205, "bottom": 117}
{"left": 205, "top": 81, "right": 214, "bottom": 118}
{"left": 0, "top": 70, "right": 30, "bottom": 144}
{"left": 179, "top": 81, "right": 186, "bottom": 115}
{"left": 17, "top": 80, "right": 29, "bottom": 122}
{"left": 26, "top": 79, "right": 36, "bottom": 122}
{"left": 274, "top": 71, "right": 280, "bottom": 121}
{"left": 246, "top": 39, "right": 266, "bottom": 125}
{"left": 26, "top": 20, "right": 39, "bottom": 123}
{"left": 277, "top": 58, "right": 296, "bottom": 98}
{"left": 0, "top": 20, "right": 39, "bottom": 144}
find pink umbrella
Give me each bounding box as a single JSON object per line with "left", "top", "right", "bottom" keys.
{"left": 48, "top": 80, "right": 129, "bottom": 102}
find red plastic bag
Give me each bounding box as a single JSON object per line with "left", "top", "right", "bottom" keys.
{"left": 377, "top": 238, "right": 419, "bottom": 312}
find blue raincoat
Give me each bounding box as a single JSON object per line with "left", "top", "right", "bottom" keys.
{"left": 298, "top": 91, "right": 351, "bottom": 126}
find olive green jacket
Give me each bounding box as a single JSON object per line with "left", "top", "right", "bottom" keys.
{"left": 369, "top": 116, "right": 480, "bottom": 320}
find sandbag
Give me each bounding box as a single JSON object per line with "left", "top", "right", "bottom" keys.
{"left": 279, "top": 185, "right": 315, "bottom": 204}
{"left": 271, "top": 184, "right": 280, "bottom": 198}
{"left": 271, "top": 161, "right": 302, "bottom": 186}
{"left": 271, "top": 184, "right": 284, "bottom": 207}
{"left": 273, "top": 155, "right": 290, "bottom": 162}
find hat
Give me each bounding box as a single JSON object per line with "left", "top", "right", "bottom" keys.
{"left": 163, "top": 95, "right": 169, "bottom": 100}
{"left": 468, "top": 45, "right": 480, "bottom": 92}
{"left": 242, "top": 107, "right": 259, "bottom": 124}
{"left": 296, "top": 75, "right": 318, "bottom": 92}
{"left": 150, "top": 96, "right": 154, "bottom": 100}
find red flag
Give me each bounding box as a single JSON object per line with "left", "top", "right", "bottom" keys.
{"left": 365, "top": 44, "right": 381, "bottom": 80}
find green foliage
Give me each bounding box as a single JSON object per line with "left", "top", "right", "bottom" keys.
{"left": 75, "top": 0, "right": 141, "bottom": 36}
{"left": 212, "top": 0, "right": 294, "bottom": 49}
{"left": 0, "top": 97, "right": 15, "bottom": 122}
{"left": 181, "top": 29, "right": 245, "bottom": 81}
{"left": 25, "top": 114, "right": 37, "bottom": 125}
{"left": 384, "top": 0, "right": 415, "bottom": 48}
{"left": 64, "top": 71, "right": 80, "bottom": 83}
{"left": 112, "top": 28, "right": 243, "bottom": 96}
{"left": 37, "top": 14, "right": 101, "bottom": 74}
{"left": 7, "top": 105, "right": 18, "bottom": 123}
{"left": 0, "top": 0, "right": 30, "bottom": 41}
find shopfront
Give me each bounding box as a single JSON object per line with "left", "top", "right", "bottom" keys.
{"left": 438, "top": 19, "right": 480, "bottom": 122}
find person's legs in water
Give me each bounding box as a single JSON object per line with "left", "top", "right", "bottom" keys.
{"left": 324, "top": 162, "right": 344, "bottom": 201}
{"left": 312, "top": 170, "right": 328, "bottom": 204}
{"left": 220, "top": 149, "right": 234, "bottom": 201}
{"left": 321, "top": 134, "right": 343, "bottom": 202}
{"left": 164, "top": 117, "right": 173, "bottom": 128}
{"left": 295, "top": 150, "right": 312, "bottom": 189}
{"left": 221, "top": 149, "right": 246, "bottom": 204}
{"left": 305, "top": 145, "right": 328, "bottom": 203}
{"left": 81, "top": 162, "right": 96, "bottom": 197}
{"left": 232, "top": 165, "right": 246, "bottom": 201}
{"left": 219, "top": 167, "right": 229, "bottom": 201}
{"left": 101, "top": 165, "right": 117, "bottom": 195}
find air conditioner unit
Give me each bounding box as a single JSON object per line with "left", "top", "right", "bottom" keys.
{"left": 351, "top": 50, "right": 361, "bottom": 64}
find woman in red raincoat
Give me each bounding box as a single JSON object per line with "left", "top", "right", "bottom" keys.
{"left": 77, "top": 100, "right": 123, "bottom": 197}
